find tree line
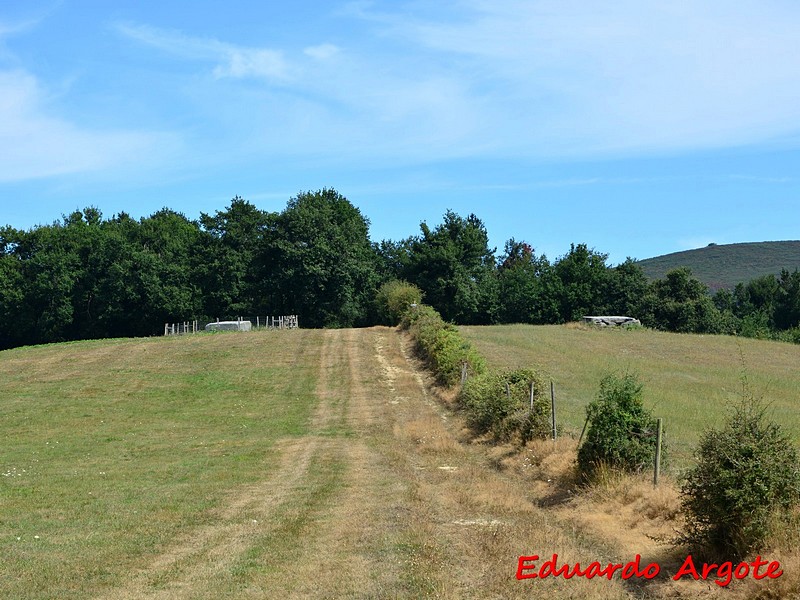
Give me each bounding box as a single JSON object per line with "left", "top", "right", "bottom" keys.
{"left": 1, "top": 190, "right": 799, "bottom": 349}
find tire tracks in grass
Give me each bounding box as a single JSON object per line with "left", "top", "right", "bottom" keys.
{"left": 91, "top": 330, "right": 348, "bottom": 599}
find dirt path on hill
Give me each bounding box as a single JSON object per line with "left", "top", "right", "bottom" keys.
{"left": 93, "top": 328, "right": 633, "bottom": 600}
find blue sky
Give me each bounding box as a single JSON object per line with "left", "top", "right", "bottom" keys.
{"left": 1, "top": 0, "right": 799, "bottom": 264}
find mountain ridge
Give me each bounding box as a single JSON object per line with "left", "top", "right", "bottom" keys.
{"left": 635, "top": 240, "right": 800, "bottom": 290}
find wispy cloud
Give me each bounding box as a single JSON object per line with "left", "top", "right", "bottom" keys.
{"left": 113, "top": 1, "right": 800, "bottom": 170}
{"left": 116, "top": 23, "right": 289, "bottom": 81}
{"left": 354, "top": 0, "right": 800, "bottom": 157}
{"left": 115, "top": 20, "right": 484, "bottom": 164}
{"left": 0, "top": 68, "right": 177, "bottom": 182}
{"left": 728, "top": 174, "right": 794, "bottom": 184}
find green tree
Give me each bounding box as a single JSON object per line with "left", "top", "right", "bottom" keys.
{"left": 553, "top": 243, "right": 612, "bottom": 322}
{"left": 775, "top": 269, "right": 800, "bottom": 330}
{"left": 605, "top": 259, "right": 649, "bottom": 317}
{"left": 0, "top": 226, "right": 25, "bottom": 349}
{"left": 262, "top": 189, "right": 380, "bottom": 328}
{"left": 401, "top": 210, "right": 497, "bottom": 324}
{"left": 495, "top": 239, "right": 558, "bottom": 324}
{"left": 198, "top": 197, "right": 273, "bottom": 317}
{"left": 639, "top": 267, "right": 723, "bottom": 333}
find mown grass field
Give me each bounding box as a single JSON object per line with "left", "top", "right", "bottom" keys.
{"left": 460, "top": 324, "right": 800, "bottom": 466}
{"left": 0, "top": 331, "right": 325, "bottom": 599}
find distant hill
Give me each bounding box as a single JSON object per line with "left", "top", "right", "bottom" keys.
{"left": 636, "top": 241, "right": 800, "bottom": 290}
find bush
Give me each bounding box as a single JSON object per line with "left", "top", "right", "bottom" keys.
{"left": 403, "top": 303, "right": 485, "bottom": 386}
{"left": 680, "top": 394, "right": 800, "bottom": 558}
{"left": 577, "top": 373, "right": 660, "bottom": 480}
{"left": 374, "top": 280, "right": 424, "bottom": 325}
{"left": 459, "top": 368, "right": 549, "bottom": 442}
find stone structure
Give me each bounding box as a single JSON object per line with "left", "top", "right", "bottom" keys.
{"left": 582, "top": 316, "right": 641, "bottom": 327}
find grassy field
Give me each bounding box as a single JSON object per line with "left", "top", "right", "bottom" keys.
{"left": 460, "top": 323, "right": 800, "bottom": 466}
{"left": 0, "top": 331, "right": 325, "bottom": 599}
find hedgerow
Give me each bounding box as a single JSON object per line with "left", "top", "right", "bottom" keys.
{"left": 401, "top": 304, "right": 485, "bottom": 387}
{"left": 401, "top": 303, "right": 549, "bottom": 443}
{"left": 459, "top": 368, "right": 549, "bottom": 443}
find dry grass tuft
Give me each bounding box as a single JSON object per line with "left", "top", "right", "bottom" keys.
{"left": 398, "top": 415, "right": 464, "bottom": 454}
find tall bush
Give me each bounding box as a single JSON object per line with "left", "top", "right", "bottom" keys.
{"left": 375, "top": 279, "right": 424, "bottom": 325}
{"left": 681, "top": 393, "right": 800, "bottom": 558}
{"left": 577, "top": 373, "right": 660, "bottom": 480}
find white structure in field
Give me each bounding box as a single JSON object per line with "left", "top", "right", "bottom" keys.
{"left": 205, "top": 320, "right": 252, "bottom": 332}
{"left": 582, "top": 316, "right": 641, "bottom": 327}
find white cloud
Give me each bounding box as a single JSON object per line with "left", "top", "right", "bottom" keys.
{"left": 0, "top": 69, "right": 174, "bottom": 182}
{"left": 304, "top": 43, "right": 340, "bottom": 60}
{"left": 357, "top": 0, "right": 800, "bottom": 157}
{"left": 112, "top": 2, "right": 800, "bottom": 170}
{"left": 116, "top": 21, "right": 483, "bottom": 163}
{"left": 117, "top": 23, "right": 289, "bottom": 81}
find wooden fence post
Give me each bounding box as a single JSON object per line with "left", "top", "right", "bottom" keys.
{"left": 578, "top": 415, "right": 589, "bottom": 444}
{"left": 550, "top": 380, "right": 557, "bottom": 441}
{"left": 654, "top": 418, "right": 663, "bottom": 486}
{"left": 461, "top": 362, "right": 468, "bottom": 385}
{"left": 529, "top": 381, "right": 534, "bottom": 411}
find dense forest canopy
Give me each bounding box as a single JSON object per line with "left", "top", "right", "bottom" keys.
{"left": 1, "top": 190, "right": 799, "bottom": 349}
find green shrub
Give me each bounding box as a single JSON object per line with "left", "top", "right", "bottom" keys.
{"left": 739, "top": 309, "right": 773, "bottom": 340}
{"left": 774, "top": 325, "right": 800, "bottom": 344}
{"left": 459, "top": 368, "right": 549, "bottom": 442}
{"left": 375, "top": 280, "right": 424, "bottom": 325}
{"left": 403, "top": 303, "right": 485, "bottom": 386}
{"left": 577, "top": 372, "right": 660, "bottom": 480}
{"left": 680, "top": 394, "right": 800, "bottom": 558}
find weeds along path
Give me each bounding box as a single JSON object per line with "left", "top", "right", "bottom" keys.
{"left": 93, "top": 327, "right": 634, "bottom": 599}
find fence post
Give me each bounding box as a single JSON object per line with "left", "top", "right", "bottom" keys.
{"left": 654, "top": 418, "right": 663, "bottom": 486}
{"left": 578, "top": 415, "right": 589, "bottom": 444}
{"left": 529, "top": 381, "right": 534, "bottom": 411}
{"left": 550, "top": 380, "right": 557, "bottom": 441}
{"left": 461, "top": 362, "right": 468, "bottom": 385}
{"left": 164, "top": 323, "right": 168, "bottom": 336}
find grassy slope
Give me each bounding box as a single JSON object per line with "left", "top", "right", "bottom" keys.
{"left": 0, "top": 328, "right": 636, "bottom": 600}
{"left": 0, "top": 331, "right": 324, "bottom": 599}
{"left": 460, "top": 324, "right": 800, "bottom": 466}
{"left": 635, "top": 240, "right": 800, "bottom": 289}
